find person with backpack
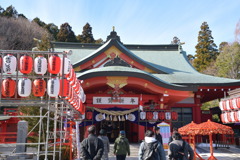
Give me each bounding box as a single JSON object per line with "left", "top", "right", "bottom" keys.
{"left": 168, "top": 132, "right": 193, "bottom": 160}
{"left": 168, "top": 128, "right": 178, "bottom": 145}
{"left": 81, "top": 125, "right": 104, "bottom": 160}
{"left": 113, "top": 130, "right": 130, "bottom": 160}
{"left": 98, "top": 129, "right": 110, "bottom": 160}
{"left": 139, "top": 130, "right": 166, "bottom": 160}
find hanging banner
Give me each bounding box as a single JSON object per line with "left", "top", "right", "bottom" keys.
{"left": 93, "top": 97, "right": 139, "bottom": 105}
{"left": 157, "top": 122, "right": 171, "bottom": 151}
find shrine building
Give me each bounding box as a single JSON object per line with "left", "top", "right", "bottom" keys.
{"left": 53, "top": 30, "right": 240, "bottom": 144}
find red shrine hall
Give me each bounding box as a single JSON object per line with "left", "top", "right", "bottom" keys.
{"left": 2, "top": 30, "right": 240, "bottom": 147}
{"left": 53, "top": 30, "right": 240, "bottom": 144}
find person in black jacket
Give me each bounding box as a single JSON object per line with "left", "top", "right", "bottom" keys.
{"left": 81, "top": 125, "right": 104, "bottom": 160}
{"left": 154, "top": 126, "right": 163, "bottom": 145}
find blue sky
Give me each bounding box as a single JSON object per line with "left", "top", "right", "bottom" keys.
{"left": 1, "top": 0, "right": 240, "bottom": 54}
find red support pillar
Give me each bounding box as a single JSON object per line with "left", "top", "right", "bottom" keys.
{"left": 138, "top": 125, "right": 145, "bottom": 142}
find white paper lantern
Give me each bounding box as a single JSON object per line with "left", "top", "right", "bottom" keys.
{"left": 34, "top": 56, "right": 47, "bottom": 75}
{"left": 224, "top": 112, "right": 229, "bottom": 123}
{"left": 165, "top": 112, "right": 171, "bottom": 120}
{"left": 230, "top": 112, "right": 235, "bottom": 122}
{"left": 238, "top": 110, "right": 240, "bottom": 122}
{"left": 226, "top": 100, "right": 231, "bottom": 110}
{"left": 232, "top": 98, "right": 238, "bottom": 109}
{"left": 153, "top": 111, "right": 158, "bottom": 120}
{"left": 3, "top": 54, "right": 17, "bottom": 74}
{"left": 60, "top": 57, "right": 71, "bottom": 75}
{"left": 140, "top": 112, "right": 146, "bottom": 120}
{"left": 219, "top": 101, "right": 224, "bottom": 111}
{"left": 47, "top": 77, "right": 60, "bottom": 97}
{"left": 18, "top": 78, "right": 32, "bottom": 97}
{"left": 79, "top": 86, "right": 86, "bottom": 103}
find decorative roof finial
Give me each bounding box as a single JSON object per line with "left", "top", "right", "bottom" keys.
{"left": 113, "top": 26, "right": 115, "bottom": 31}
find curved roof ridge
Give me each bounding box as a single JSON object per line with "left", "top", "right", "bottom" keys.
{"left": 72, "top": 38, "right": 171, "bottom": 74}
{"left": 76, "top": 66, "right": 197, "bottom": 91}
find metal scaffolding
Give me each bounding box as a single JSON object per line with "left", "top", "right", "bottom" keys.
{"left": 0, "top": 50, "right": 82, "bottom": 160}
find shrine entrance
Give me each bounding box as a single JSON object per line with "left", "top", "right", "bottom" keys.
{"left": 96, "top": 120, "right": 139, "bottom": 143}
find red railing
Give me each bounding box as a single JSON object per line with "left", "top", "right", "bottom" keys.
{"left": 0, "top": 132, "right": 17, "bottom": 143}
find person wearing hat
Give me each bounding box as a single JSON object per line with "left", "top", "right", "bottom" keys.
{"left": 98, "top": 129, "right": 110, "bottom": 160}
{"left": 154, "top": 126, "right": 163, "bottom": 145}
{"left": 113, "top": 130, "right": 130, "bottom": 160}
{"left": 81, "top": 125, "right": 104, "bottom": 160}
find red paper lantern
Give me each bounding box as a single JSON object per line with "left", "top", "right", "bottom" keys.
{"left": 232, "top": 98, "right": 238, "bottom": 109}
{"left": 78, "top": 102, "right": 85, "bottom": 115}
{"left": 19, "top": 55, "right": 33, "bottom": 74}
{"left": 158, "top": 112, "right": 165, "bottom": 120}
{"left": 32, "top": 79, "right": 46, "bottom": 97}
{"left": 2, "top": 78, "right": 16, "bottom": 97}
{"left": 171, "top": 111, "right": 178, "bottom": 120}
{"left": 234, "top": 111, "right": 239, "bottom": 122}
{"left": 59, "top": 79, "right": 70, "bottom": 97}
{"left": 86, "top": 111, "right": 93, "bottom": 120}
{"left": 48, "top": 55, "right": 61, "bottom": 74}
{"left": 146, "top": 112, "right": 153, "bottom": 120}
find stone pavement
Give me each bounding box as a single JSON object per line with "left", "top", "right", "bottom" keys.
{"left": 108, "top": 143, "right": 240, "bottom": 160}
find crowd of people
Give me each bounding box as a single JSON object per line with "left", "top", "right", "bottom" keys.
{"left": 80, "top": 125, "right": 194, "bottom": 160}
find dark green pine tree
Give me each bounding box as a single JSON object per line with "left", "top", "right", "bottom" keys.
{"left": 77, "top": 23, "right": 95, "bottom": 43}
{"left": 57, "top": 22, "right": 77, "bottom": 42}
{"left": 1, "top": 5, "right": 18, "bottom": 18}
{"left": 32, "top": 17, "right": 46, "bottom": 27}
{"left": 45, "top": 23, "right": 59, "bottom": 40}
{"left": 193, "top": 22, "right": 219, "bottom": 72}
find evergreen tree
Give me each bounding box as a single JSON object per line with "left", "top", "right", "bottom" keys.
{"left": 45, "top": 23, "right": 59, "bottom": 40}
{"left": 2, "top": 5, "right": 18, "bottom": 18}
{"left": 57, "top": 22, "right": 77, "bottom": 42}
{"left": 32, "top": 17, "right": 46, "bottom": 27}
{"left": 193, "top": 22, "right": 219, "bottom": 72}
{"left": 77, "top": 23, "right": 95, "bottom": 43}
{"left": 219, "top": 42, "right": 228, "bottom": 53}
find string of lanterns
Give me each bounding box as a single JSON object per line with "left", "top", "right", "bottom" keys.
{"left": 0, "top": 53, "right": 86, "bottom": 114}
{"left": 219, "top": 98, "right": 240, "bottom": 123}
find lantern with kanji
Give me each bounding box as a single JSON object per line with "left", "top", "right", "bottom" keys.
{"left": 32, "top": 79, "right": 46, "bottom": 97}
{"left": 34, "top": 55, "right": 47, "bottom": 75}
{"left": 59, "top": 78, "right": 70, "bottom": 97}
{"left": 2, "top": 78, "right": 16, "bottom": 97}
{"left": 171, "top": 111, "right": 178, "bottom": 120}
{"left": 140, "top": 112, "right": 146, "bottom": 120}
{"left": 236, "top": 98, "right": 240, "bottom": 109}
{"left": 18, "top": 78, "right": 32, "bottom": 97}
{"left": 230, "top": 111, "right": 235, "bottom": 123}
{"left": 146, "top": 112, "right": 153, "bottom": 120}
{"left": 158, "top": 112, "right": 165, "bottom": 120}
{"left": 165, "top": 112, "right": 171, "bottom": 120}
{"left": 225, "top": 100, "right": 231, "bottom": 111}
{"left": 48, "top": 55, "right": 61, "bottom": 74}
{"left": 153, "top": 111, "right": 158, "bottom": 120}
{"left": 19, "top": 55, "right": 33, "bottom": 74}
{"left": 219, "top": 100, "right": 227, "bottom": 111}
{"left": 47, "top": 77, "right": 60, "bottom": 97}
{"left": 3, "top": 54, "right": 17, "bottom": 74}
{"left": 86, "top": 111, "right": 93, "bottom": 120}
{"left": 60, "top": 57, "right": 71, "bottom": 75}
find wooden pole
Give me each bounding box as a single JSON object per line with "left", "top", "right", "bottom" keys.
{"left": 208, "top": 133, "right": 217, "bottom": 160}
